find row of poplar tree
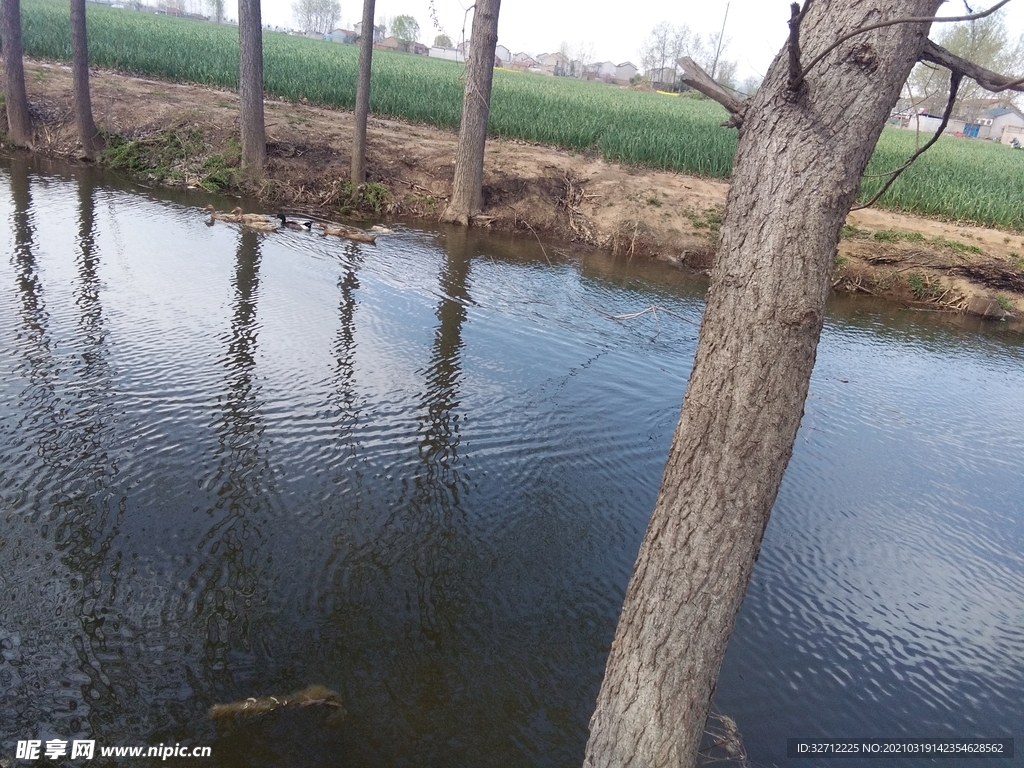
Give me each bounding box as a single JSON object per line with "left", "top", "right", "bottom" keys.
{"left": 0, "top": 0, "right": 502, "bottom": 224}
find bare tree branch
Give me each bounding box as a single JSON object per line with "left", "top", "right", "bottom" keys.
{"left": 799, "top": 0, "right": 1013, "bottom": 83}
{"left": 853, "top": 71, "right": 962, "bottom": 211}
{"left": 919, "top": 38, "right": 1024, "bottom": 91}
{"left": 850, "top": 7, "right": 1024, "bottom": 212}
{"left": 787, "top": 0, "right": 813, "bottom": 90}
{"left": 677, "top": 56, "right": 747, "bottom": 127}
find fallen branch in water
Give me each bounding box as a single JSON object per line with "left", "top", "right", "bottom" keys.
{"left": 209, "top": 684, "right": 347, "bottom": 726}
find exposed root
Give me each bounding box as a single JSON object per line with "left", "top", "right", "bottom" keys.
{"left": 557, "top": 172, "right": 598, "bottom": 245}
{"left": 699, "top": 710, "right": 750, "bottom": 767}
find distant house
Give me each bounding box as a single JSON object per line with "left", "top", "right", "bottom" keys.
{"left": 891, "top": 102, "right": 1024, "bottom": 141}
{"left": 538, "top": 52, "right": 569, "bottom": 76}
{"left": 510, "top": 53, "right": 537, "bottom": 70}
{"left": 324, "top": 28, "right": 357, "bottom": 44}
{"left": 429, "top": 45, "right": 465, "bottom": 62}
{"left": 413, "top": 41, "right": 429, "bottom": 55}
{"left": 495, "top": 44, "right": 512, "bottom": 64}
{"left": 563, "top": 59, "right": 586, "bottom": 78}
{"left": 158, "top": 4, "right": 207, "bottom": 20}
{"left": 894, "top": 111, "right": 968, "bottom": 137}
{"left": 901, "top": 94, "right": 1005, "bottom": 125}
{"left": 979, "top": 105, "right": 1024, "bottom": 144}
{"left": 593, "top": 61, "right": 617, "bottom": 81}
{"left": 354, "top": 21, "right": 385, "bottom": 43}
{"left": 380, "top": 36, "right": 418, "bottom": 53}
{"left": 614, "top": 61, "right": 638, "bottom": 83}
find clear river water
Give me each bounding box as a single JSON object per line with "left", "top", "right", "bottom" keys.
{"left": 1, "top": 156, "right": 1022, "bottom": 767}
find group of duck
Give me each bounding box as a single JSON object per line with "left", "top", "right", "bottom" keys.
{"left": 204, "top": 206, "right": 391, "bottom": 244}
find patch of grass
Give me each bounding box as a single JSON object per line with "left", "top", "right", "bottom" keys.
{"left": 930, "top": 236, "right": 983, "bottom": 255}
{"left": 197, "top": 134, "right": 241, "bottom": 190}
{"left": 841, "top": 225, "right": 870, "bottom": 239}
{"left": 995, "top": 294, "right": 1015, "bottom": 312}
{"left": 200, "top": 153, "right": 237, "bottom": 191}
{"left": 907, "top": 271, "right": 944, "bottom": 301}
{"left": 363, "top": 182, "right": 390, "bottom": 213}
{"left": 336, "top": 179, "right": 391, "bottom": 215}
{"left": 872, "top": 229, "right": 925, "bottom": 243}
{"left": 866, "top": 229, "right": 983, "bottom": 256}
{"left": 908, "top": 272, "right": 927, "bottom": 299}
{"left": 1009, "top": 251, "right": 1024, "bottom": 270}
{"left": 834, "top": 253, "right": 849, "bottom": 271}
{"left": 686, "top": 206, "right": 723, "bottom": 235}
{"left": 102, "top": 127, "right": 205, "bottom": 180}
{"left": 412, "top": 193, "right": 438, "bottom": 210}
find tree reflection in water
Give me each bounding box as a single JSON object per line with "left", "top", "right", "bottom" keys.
{"left": 2, "top": 161, "right": 128, "bottom": 745}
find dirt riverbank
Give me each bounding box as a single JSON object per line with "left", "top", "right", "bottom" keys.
{"left": 6, "top": 58, "right": 1024, "bottom": 322}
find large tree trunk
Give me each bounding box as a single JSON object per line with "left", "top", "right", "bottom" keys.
{"left": 70, "top": 0, "right": 103, "bottom": 159}
{"left": 584, "top": 2, "right": 944, "bottom": 767}
{"left": 1, "top": 0, "right": 33, "bottom": 148}
{"left": 350, "top": 0, "right": 375, "bottom": 185}
{"left": 237, "top": 0, "right": 265, "bottom": 171}
{"left": 439, "top": 0, "right": 500, "bottom": 225}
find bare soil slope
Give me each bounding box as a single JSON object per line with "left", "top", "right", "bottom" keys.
{"left": 10, "top": 59, "right": 1024, "bottom": 321}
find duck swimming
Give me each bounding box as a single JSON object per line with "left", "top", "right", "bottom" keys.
{"left": 232, "top": 208, "right": 277, "bottom": 225}
{"left": 319, "top": 223, "right": 377, "bottom": 244}
{"left": 204, "top": 205, "right": 242, "bottom": 222}
{"left": 277, "top": 214, "right": 314, "bottom": 231}
{"left": 242, "top": 218, "right": 280, "bottom": 232}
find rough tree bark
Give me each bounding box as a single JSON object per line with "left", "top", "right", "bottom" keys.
{"left": 237, "top": 0, "right": 266, "bottom": 171}
{"left": 439, "top": 0, "right": 500, "bottom": 225}
{"left": 350, "top": 0, "right": 376, "bottom": 185}
{"left": 583, "top": 2, "right": 945, "bottom": 767}
{"left": 1, "top": 0, "right": 33, "bottom": 148}
{"left": 70, "top": 0, "right": 103, "bottom": 159}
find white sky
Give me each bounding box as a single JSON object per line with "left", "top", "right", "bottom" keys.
{"left": 250, "top": 0, "right": 1024, "bottom": 81}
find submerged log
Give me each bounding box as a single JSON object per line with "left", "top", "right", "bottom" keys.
{"left": 209, "top": 684, "right": 347, "bottom": 727}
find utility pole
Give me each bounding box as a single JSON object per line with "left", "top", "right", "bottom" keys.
{"left": 710, "top": 1, "right": 729, "bottom": 80}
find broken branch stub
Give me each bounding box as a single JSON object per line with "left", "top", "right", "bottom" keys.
{"left": 677, "top": 57, "right": 747, "bottom": 127}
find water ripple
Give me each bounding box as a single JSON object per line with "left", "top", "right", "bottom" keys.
{"left": 1, "top": 161, "right": 1022, "bottom": 768}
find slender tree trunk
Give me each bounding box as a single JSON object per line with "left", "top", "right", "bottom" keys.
{"left": 237, "top": 0, "right": 265, "bottom": 171}
{"left": 1, "top": 0, "right": 33, "bottom": 148}
{"left": 584, "top": 3, "right": 944, "bottom": 767}
{"left": 70, "top": 0, "right": 102, "bottom": 159}
{"left": 350, "top": 0, "right": 375, "bottom": 185}
{"left": 439, "top": 0, "right": 500, "bottom": 225}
